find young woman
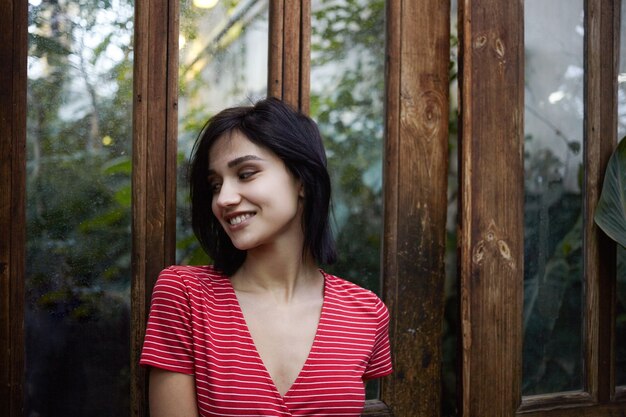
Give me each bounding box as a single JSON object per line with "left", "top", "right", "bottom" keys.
{"left": 140, "top": 98, "right": 392, "bottom": 416}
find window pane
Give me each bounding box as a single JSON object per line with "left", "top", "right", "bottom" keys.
{"left": 26, "top": 0, "right": 134, "bottom": 414}
{"left": 310, "top": 0, "right": 384, "bottom": 295}
{"left": 176, "top": 0, "right": 268, "bottom": 263}
{"left": 310, "top": 0, "right": 384, "bottom": 400}
{"left": 616, "top": 0, "right": 626, "bottom": 389}
{"left": 523, "top": 0, "right": 584, "bottom": 395}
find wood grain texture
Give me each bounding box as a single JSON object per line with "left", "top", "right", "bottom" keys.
{"left": 362, "top": 399, "right": 394, "bottom": 416}
{"left": 518, "top": 391, "right": 595, "bottom": 413}
{"left": 131, "top": 0, "right": 179, "bottom": 414}
{"left": 519, "top": 402, "right": 626, "bottom": 417}
{"left": 381, "top": 0, "right": 450, "bottom": 415}
{"left": 267, "top": 0, "right": 309, "bottom": 112}
{"left": 0, "top": 0, "right": 27, "bottom": 414}
{"left": 458, "top": 0, "right": 524, "bottom": 416}
{"left": 299, "top": 0, "right": 311, "bottom": 114}
{"left": 282, "top": 0, "right": 301, "bottom": 108}
{"left": 268, "top": 0, "right": 284, "bottom": 98}
{"left": 583, "top": 0, "right": 620, "bottom": 404}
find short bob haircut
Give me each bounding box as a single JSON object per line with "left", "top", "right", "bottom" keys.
{"left": 189, "top": 97, "right": 337, "bottom": 276}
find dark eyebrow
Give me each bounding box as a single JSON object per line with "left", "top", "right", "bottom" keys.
{"left": 227, "top": 155, "right": 264, "bottom": 168}
{"left": 207, "top": 155, "right": 265, "bottom": 176}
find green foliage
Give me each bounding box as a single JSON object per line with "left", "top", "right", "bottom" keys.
{"left": 594, "top": 137, "right": 626, "bottom": 248}
{"left": 310, "top": 0, "right": 385, "bottom": 293}
{"left": 595, "top": 138, "right": 626, "bottom": 385}
{"left": 26, "top": 0, "right": 133, "bottom": 414}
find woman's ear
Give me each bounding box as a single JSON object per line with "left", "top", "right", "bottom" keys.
{"left": 299, "top": 183, "right": 305, "bottom": 198}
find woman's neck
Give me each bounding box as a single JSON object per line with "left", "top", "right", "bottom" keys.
{"left": 232, "top": 248, "right": 321, "bottom": 304}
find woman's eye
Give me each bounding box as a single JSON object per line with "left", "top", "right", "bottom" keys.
{"left": 239, "top": 171, "right": 257, "bottom": 180}
{"left": 210, "top": 182, "right": 221, "bottom": 193}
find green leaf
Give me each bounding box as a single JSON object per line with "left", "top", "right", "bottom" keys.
{"left": 595, "top": 137, "right": 626, "bottom": 248}
{"left": 102, "top": 155, "right": 131, "bottom": 175}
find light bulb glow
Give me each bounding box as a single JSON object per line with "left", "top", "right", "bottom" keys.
{"left": 193, "top": 0, "right": 218, "bottom": 9}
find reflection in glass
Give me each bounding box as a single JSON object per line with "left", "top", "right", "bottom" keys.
{"left": 176, "top": 0, "right": 268, "bottom": 263}
{"left": 26, "top": 0, "right": 133, "bottom": 414}
{"left": 523, "top": 0, "right": 584, "bottom": 395}
{"left": 616, "top": 0, "right": 626, "bottom": 388}
{"left": 310, "top": 0, "right": 384, "bottom": 294}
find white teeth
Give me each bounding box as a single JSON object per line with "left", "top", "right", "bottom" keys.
{"left": 229, "top": 213, "right": 253, "bottom": 225}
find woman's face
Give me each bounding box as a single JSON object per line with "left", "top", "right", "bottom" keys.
{"left": 207, "top": 131, "right": 304, "bottom": 253}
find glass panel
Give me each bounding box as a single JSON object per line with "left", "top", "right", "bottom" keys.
{"left": 310, "top": 0, "right": 384, "bottom": 400}
{"left": 176, "top": 0, "right": 269, "bottom": 263}
{"left": 616, "top": 0, "right": 626, "bottom": 388}
{"left": 523, "top": 0, "right": 584, "bottom": 395}
{"left": 26, "top": 0, "right": 133, "bottom": 414}
{"left": 443, "top": 1, "right": 459, "bottom": 415}
{"left": 310, "top": 0, "right": 384, "bottom": 294}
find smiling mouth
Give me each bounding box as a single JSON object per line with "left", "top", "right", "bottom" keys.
{"left": 228, "top": 213, "right": 255, "bottom": 225}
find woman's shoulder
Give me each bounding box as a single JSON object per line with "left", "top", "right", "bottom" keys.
{"left": 157, "top": 265, "right": 228, "bottom": 286}
{"left": 321, "top": 270, "right": 386, "bottom": 311}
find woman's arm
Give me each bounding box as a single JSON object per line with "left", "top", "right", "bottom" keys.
{"left": 149, "top": 368, "right": 199, "bottom": 417}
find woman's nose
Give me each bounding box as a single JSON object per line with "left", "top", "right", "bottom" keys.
{"left": 215, "top": 180, "right": 241, "bottom": 207}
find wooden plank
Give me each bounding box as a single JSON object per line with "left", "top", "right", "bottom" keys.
{"left": 381, "top": 0, "right": 450, "bottom": 415}
{"left": 299, "top": 0, "right": 311, "bottom": 114}
{"left": 165, "top": 0, "right": 179, "bottom": 282}
{"left": 518, "top": 402, "right": 626, "bottom": 417}
{"left": 583, "top": 0, "right": 620, "bottom": 403}
{"left": 518, "top": 392, "right": 594, "bottom": 413}
{"left": 381, "top": 0, "right": 402, "bottom": 411}
{"left": 268, "top": 0, "right": 284, "bottom": 98}
{"left": 131, "top": 0, "right": 179, "bottom": 414}
{"left": 362, "top": 400, "right": 393, "bottom": 416}
{"left": 458, "top": 0, "right": 524, "bottom": 415}
{"left": 267, "top": 0, "right": 309, "bottom": 112}
{"left": 130, "top": 0, "right": 149, "bottom": 412}
{"left": 281, "top": 0, "right": 301, "bottom": 108}
{"left": 0, "top": 0, "right": 27, "bottom": 414}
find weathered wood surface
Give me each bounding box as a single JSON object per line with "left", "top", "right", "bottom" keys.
{"left": 518, "top": 1, "right": 623, "bottom": 415}
{"left": 382, "top": 0, "right": 450, "bottom": 416}
{"left": 458, "top": 0, "right": 524, "bottom": 416}
{"left": 519, "top": 403, "right": 626, "bottom": 417}
{"left": 362, "top": 399, "right": 394, "bottom": 416}
{"left": 0, "top": 0, "right": 27, "bottom": 414}
{"left": 130, "top": 0, "right": 179, "bottom": 414}
{"left": 268, "top": 0, "right": 284, "bottom": 98}
{"left": 268, "top": 0, "right": 310, "bottom": 111}
{"left": 583, "top": 0, "right": 620, "bottom": 404}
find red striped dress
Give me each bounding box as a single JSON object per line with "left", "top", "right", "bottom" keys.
{"left": 140, "top": 265, "right": 392, "bottom": 416}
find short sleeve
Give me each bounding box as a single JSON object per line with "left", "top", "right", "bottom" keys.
{"left": 139, "top": 267, "right": 195, "bottom": 374}
{"left": 363, "top": 299, "right": 392, "bottom": 380}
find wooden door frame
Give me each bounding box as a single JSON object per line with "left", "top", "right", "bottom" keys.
{"left": 0, "top": 0, "right": 27, "bottom": 414}
{"left": 458, "top": 0, "right": 626, "bottom": 416}
{"left": 10, "top": 0, "right": 626, "bottom": 416}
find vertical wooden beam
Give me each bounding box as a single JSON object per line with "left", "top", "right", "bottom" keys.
{"left": 267, "top": 0, "right": 310, "bottom": 112}
{"left": 382, "top": 0, "right": 450, "bottom": 415}
{"left": 584, "top": 0, "right": 620, "bottom": 404}
{"left": 458, "top": 0, "right": 524, "bottom": 416}
{"left": 268, "top": 0, "right": 284, "bottom": 99}
{"left": 299, "top": 0, "right": 311, "bottom": 115}
{"left": 0, "top": 0, "right": 27, "bottom": 414}
{"left": 130, "top": 0, "right": 179, "bottom": 413}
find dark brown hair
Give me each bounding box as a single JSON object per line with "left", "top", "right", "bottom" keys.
{"left": 189, "top": 97, "right": 336, "bottom": 275}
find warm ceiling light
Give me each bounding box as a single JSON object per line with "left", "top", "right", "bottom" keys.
{"left": 193, "top": 0, "right": 219, "bottom": 8}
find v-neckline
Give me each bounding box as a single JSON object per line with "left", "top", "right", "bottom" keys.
{"left": 225, "top": 271, "right": 328, "bottom": 400}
